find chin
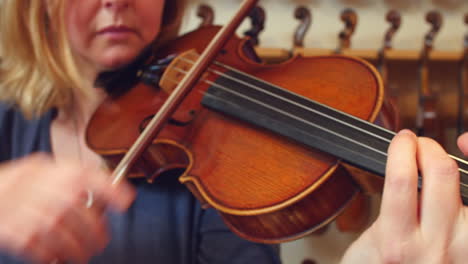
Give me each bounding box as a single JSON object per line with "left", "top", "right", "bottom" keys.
{"left": 101, "top": 56, "right": 136, "bottom": 70}
{"left": 99, "top": 49, "right": 142, "bottom": 70}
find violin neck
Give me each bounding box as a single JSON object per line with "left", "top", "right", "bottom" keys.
{"left": 201, "top": 65, "right": 468, "bottom": 204}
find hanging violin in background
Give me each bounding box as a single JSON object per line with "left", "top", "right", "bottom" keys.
{"left": 376, "top": 10, "right": 401, "bottom": 132}
{"left": 195, "top": 3, "right": 262, "bottom": 64}
{"left": 458, "top": 14, "right": 468, "bottom": 136}
{"left": 197, "top": 4, "right": 215, "bottom": 28}
{"left": 335, "top": 8, "right": 357, "bottom": 54}
{"left": 244, "top": 6, "right": 266, "bottom": 47}
{"left": 416, "top": 10, "right": 444, "bottom": 144}
{"left": 293, "top": 6, "right": 311, "bottom": 51}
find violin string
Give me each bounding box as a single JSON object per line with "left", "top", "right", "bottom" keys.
{"left": 205, "top": 80, "right": 389, "bottom": 159}
{"left": 208, "top": 66, "right": 392, "bottom": 143}
{"left": 165, "top": 74, "right": 389, "bottom": 158}
{"left": 182, "top": 57, "right": 397, "bottom": 138}
{"left": 161, "top": 62, "right": 468, "bottom": 175}
{"left": 169, "top": 68, "right": 389, "bottom": 159}
{"left": 172, "top": 57, "right": 468, "bottom": 169}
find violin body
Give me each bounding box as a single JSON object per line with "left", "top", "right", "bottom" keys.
{"left": 87, "top": 26, "right": 384, "bottom": 243}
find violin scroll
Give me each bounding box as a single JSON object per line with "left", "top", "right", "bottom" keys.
{"left": 337, "top": 8, "right": 358, "bottom": 53}
{"left": 383, "top": 10, "right": 401, "bottom": 50}
{"left": 244, "top": 6, "right": 266, "bottom": 46}
{"left": 464, "top": 13, "right": 468, "bottom": 48}
{"left": 197, "top": 4, "right": 215, "bottom": 27}
{"left": 423, "top": 11, "right": 442, "bottom": 54}
{"left": 293, "top": 6, "right": 311, "bottom": 48}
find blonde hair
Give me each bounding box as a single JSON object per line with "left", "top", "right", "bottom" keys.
{"left": 0, "top": 0, "right": 186, "bottom": 118}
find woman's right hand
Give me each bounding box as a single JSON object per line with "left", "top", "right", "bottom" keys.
{"left": 0, "top": 153, "right": 135, "bottom": 264}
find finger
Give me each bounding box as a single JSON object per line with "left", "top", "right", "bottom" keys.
{"left": 379, "top": 130, "right": 418, "bottom": 236}
{"left": 58, "top": 205, "right": 109, "bottom": 261}
{"left": 20, "top": 208, "right": 89, "bottom": 264}
{"left": 418, "top": 137, "right": 461, "bottom": 236}
{"left": 52, "top": 163, "right": 135, "bottom": 212}
{"left": 16, "top": 188, "right": 103, "bottom": 263}
{"left": 0, "top": 153, "right": 54, "bottom": 187}
{"left": 0, "top": 219, "right": 56, "bottom": 264}
{"left": 447, "top": 207, "right": 468, "bottom": 262}
{"left": 68, "top": 201, "right": 110, "bottom": 254}
{"left": 23, "top": 242, "right": 57, "bottom": 264}
{"left": 457, "top": 133, "right": 468, "bottom": 156}
{"left": 50, "top": 189, "right": 111, "bottom": 260}
{"left": 87, "top": 175, "right": 136, "bottom": 212}
{"left": 38, "top": 230, "right": 85, "bottom": 264}
{"left": 35, "top": 211, "right": 97, "bottom": 264}
{"left": 103, "top": 181, "right": 136, "bottom": 212}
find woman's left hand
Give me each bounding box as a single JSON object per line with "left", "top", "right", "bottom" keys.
{"left": 341, "top": 130, "right": 468, "bottom": 263}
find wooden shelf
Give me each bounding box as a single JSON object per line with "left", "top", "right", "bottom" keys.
{"left": 255, "top": 47, "right": 465, "bottom": 62}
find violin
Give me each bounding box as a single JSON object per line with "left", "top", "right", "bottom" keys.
{"left": 457, "top": 14, "right": 468, "bottom": 135}
{"left": 293, "top": 6, "right": 311, "bottom": 50}
{"left": 376, "top": 10, "right": 401, "bottom": 131}
{"left": 244, "top": 6, "right": 265, "bottom": 47}
{"left": 197, "top": 4, "right": 215, "bottom": 28}
{"left": 416, "top": 11, "right": 444, "bottom": 143}
{"left": 335, "top": 8, "right": 357, "bottom": 54}
{"left": 87, "top": 0, "right": 468, "bottom": 243}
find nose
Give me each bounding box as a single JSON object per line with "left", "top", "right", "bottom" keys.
{"left": 104, "top": 0, "right": 129, "bottom": 11}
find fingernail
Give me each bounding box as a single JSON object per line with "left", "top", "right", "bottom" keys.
{"left": 398, "top": 129, "right": 414, "bottom": 136}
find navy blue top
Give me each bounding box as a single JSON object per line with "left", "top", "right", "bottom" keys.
{"left": 0, "top": 105, "right": 281, "bottom": 264}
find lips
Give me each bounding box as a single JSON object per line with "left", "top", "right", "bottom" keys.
{"left": 97, "top": 25, "right": 136, "bottom": 35}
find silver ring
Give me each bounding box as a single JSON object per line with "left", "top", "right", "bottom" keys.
{"left": 85, "top": 189, "right": 94, "bottom": 209}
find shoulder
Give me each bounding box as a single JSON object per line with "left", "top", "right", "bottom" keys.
{"left": 0, "top": 102, "right": 17, "bottom": 130}
{"left": 0, "top": 102, "right": 54, "bottom": 161}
